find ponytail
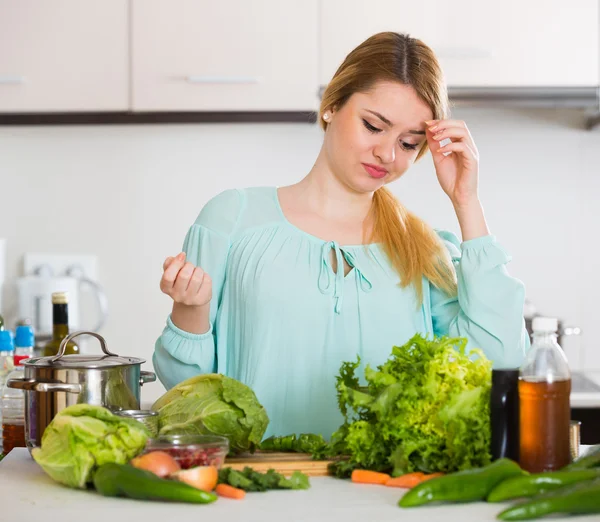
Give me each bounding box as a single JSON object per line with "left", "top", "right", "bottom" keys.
{"left": 370, "top": 187, "right": 457, "bottom": 303}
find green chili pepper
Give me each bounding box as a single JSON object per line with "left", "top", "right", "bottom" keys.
{"left": 398, "top": 458, "right": 526, "bottom": 508}
{"left": 93, "top": 463, "right": 217, "bottom": 504}
{"left": 497, "top": 477, "right": 600, "bottom": 520}
{"left": 564, "top": 444, "right": 600, "bottom": 471}
{"left": 487, "top": 468, "right": 600, "bottom": 502}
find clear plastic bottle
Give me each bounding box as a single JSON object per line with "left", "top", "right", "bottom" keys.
{"left": 519, "top": 316, "right": 571, "bottom": 472}
{"left": 0, "top": 330, "right": 14, "bottom": 452}
{"left": 1, "top": 326, "right": 34, "bottom": 453}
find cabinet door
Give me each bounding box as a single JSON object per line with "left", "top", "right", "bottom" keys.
{"left": 320, "top": 0, "right": 599, "bottom": 88}
{"left": 319, "top": 0, "right": 436, "bottom": 87}
{"left": 132, "top": 0, "right": 319, "bottom": 111}
{"left": 0, "top": 0, "right": 128, "bottom": 112}
{"left": 432, "top": 0, "right": 599, "bottom": 87}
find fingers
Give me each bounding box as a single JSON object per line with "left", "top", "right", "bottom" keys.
{"left": 160, "top": 252, "right": 186, "bottom": 292}
{"left": 426, "top": 119, "right": 468, "bottom": 132}
{"left": 172, "top": 261, "right": 195, "bottom": 296}
{"left": 436, "top": 140, "right": 478, "bottom": 160}
{"left": 430, "top": 126, "right": 469, "bottom": 143}
{"left": 425, "top": 119, "right": 478, "bottom": 158}
{"left": 186, "top": 266, "right": 206, "bottom": 296}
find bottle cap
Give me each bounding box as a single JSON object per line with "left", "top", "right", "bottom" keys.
{"left": 0, "top": 330, "right": 14, "bottom": 352}
{"left": 52, "top": 292, "right": 69, "bottom": 305}
{"left": 532, "top": 316, "right": 558, "bottom": 333}
{"left": 15, "top": 325, "right": 35, "bottom": 348}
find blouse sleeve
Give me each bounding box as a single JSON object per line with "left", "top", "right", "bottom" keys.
{"left": 430, "top": 231, "right": 531, "bottom": 369}
{"left": 153, "top": 189, "right": 243, "bottom": 389}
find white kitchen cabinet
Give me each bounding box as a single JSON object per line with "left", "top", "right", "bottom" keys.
{"left": 320, "top": 0, "right": 599, "bottom": 88}
{"left": 131, "top": 0, "right": 319, "bottom": 112}
{"left": 0, "top": 0, "right": 128, "bottom": 112}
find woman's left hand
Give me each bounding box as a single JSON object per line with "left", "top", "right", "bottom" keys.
{"left": 425, "top": 119, "right": 480, "bottom": 209}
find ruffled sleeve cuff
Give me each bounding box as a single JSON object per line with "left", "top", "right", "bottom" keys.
{"left": 460, "top": 234, "right": 513, "bottom": 269}
{"left": 160, "top": 314, "right": 215, "bottom": 367}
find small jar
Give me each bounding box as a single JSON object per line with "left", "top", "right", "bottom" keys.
{"left": 112, "top": 409, "right": 159, "bottom": 437}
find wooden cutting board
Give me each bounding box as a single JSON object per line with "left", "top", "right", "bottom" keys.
{"left": 224, "top": 451, "right": 334, "bottom": 476}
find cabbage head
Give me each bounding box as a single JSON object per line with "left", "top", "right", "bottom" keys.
{"left": 32, "top": 404, "right": 149, "bottom": 489}
{"left": 152, "top": 374, "right": 269, "bottom": 453}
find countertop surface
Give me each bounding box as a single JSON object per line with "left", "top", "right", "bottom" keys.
{"left": 569, "top": 371, "right": 600, "bottom": 408}
{"left": 1, "top": 448, "right": 599, "bottom": 522}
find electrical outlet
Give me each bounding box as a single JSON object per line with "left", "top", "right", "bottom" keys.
{"left": 23, "top": 253, "right": 98, "bottom": 281}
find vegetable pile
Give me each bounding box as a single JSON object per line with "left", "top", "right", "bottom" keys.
{"left": 323, "top": 333, "right": 493, "bottom": 477}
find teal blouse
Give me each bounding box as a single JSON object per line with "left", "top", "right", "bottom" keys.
{"left": 153, "top": 187, "right": 530, "bottom": 439}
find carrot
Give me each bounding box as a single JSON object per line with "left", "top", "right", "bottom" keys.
{"left": 351, "top": 469, "right": 391, "bottom": 485}
{"left": 420, "top": 472, "right": 445, "bottom": 482}
{"left": 215, "top": 483, "right": 246, "bottom": 500}
{"left": 386, "top": 472, "right": 425, "bottom": 489}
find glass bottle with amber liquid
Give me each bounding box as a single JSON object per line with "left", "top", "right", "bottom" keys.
{"left": 43, "top": 292, "right": 79, "bottom": 356}
{"left": 519, "top": 316, "right": 571, "bottom": 472}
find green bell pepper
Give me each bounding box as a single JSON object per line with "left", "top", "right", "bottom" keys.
{"left": 399, "top": 458, "right": 526, "bottom": 508}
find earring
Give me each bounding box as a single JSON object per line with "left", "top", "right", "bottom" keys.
{"left": 322, "top": 112, "right": 330, "bottom": 121}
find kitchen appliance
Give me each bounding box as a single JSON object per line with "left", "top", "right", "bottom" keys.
{"left": 16, "top": 263, "right": 108, "bottom": 351}
{"left": 6, "top": 331, "right": 155, "bottom": 450}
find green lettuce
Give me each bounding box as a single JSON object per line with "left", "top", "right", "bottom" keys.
{"left": 326, "top": 334, "right": 492, "bottom": 477}
{"left": 32, "top": 404, "right": 149, "bottom": 489}
{"left": 152, "top": 374, "right": 269, "bottom": 453}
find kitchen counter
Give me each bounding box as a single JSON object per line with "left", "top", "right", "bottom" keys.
{"left": 571, "top": 371, "right": 600, "bottom": 408}
{"left": 1, "top": 448, "right": 599, "bottom": 522}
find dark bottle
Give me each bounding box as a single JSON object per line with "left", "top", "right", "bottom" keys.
{"left": 43, "top": 292, "right": 79, "bottom": 356}
{"left": 490, "top": 368, "right": 520, "bottom": 461}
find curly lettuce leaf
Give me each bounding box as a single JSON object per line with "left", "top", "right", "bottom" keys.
{"left": 328, "top": 334, "right": 492, "bottom": 476}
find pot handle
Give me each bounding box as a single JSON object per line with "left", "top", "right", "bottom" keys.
{"left": 51, "top": 330, "right": 118, "bottom": 363}
{"left": 140, "top": 371, "right": 156, "bottom": 386}
{"left": 7, "top": 377, "right": 82, "bottom": 394}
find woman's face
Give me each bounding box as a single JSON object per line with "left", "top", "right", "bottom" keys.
{"left": 323, "top": 81, "right": 434, "bottom": 194}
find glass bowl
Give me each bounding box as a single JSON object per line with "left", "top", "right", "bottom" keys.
{"left": 144, "top": 434, "right": 229, "bottom": 469}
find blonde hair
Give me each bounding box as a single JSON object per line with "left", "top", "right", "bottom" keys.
{"left": 320, "top": 31, "right": 457, "bottom": 302}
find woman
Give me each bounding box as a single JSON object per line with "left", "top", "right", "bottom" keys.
{"left": 154, "top": 32, "right": 530, "bottom": 439}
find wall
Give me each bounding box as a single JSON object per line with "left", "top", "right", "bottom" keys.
{"left": 0, "top": 107, "right": 596, "bottom": 403}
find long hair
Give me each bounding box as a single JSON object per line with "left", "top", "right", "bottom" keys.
{"left": 319, "top": 31, "right": 457, "bottom": 302}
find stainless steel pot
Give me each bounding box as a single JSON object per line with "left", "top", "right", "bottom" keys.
{"left": 7, "top": 331, "right": 156, "bottom": 450}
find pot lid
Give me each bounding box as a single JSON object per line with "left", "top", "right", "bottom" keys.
{"left": 23, "top": 353, "right": 146, "bottom": 369}
{"left": 23, "top": 331, "right": 145, "bottom": 369}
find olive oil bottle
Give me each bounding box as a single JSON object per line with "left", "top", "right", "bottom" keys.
{"left": 43, "top": 292, "right": 79, "bottom": 356}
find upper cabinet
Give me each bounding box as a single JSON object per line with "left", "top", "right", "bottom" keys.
{"left": 320, "top": 0, "right": 599, "bottom": 88}
{"left": 0, "top": 1, "right": 598, "bottom": 117}
{"left": 131, "top": 0, "right": 319, "bottom": 111}
{"left": 0, "top": 0, "right": 128, "bottom": 112}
